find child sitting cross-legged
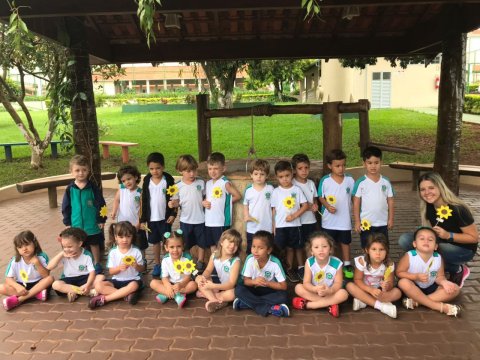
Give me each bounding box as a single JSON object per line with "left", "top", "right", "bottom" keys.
{"left": 346, "top": 233, "right": 401, "bottom": 318}
{"left": 150, "top": 230, "right": 197, "bottom": 308}
{"left": 196, "top": 229, "right": 242, "bottom": 313}
{"left": 292, "top": 231, "right": 349, "bottom": 317}
{"left": 396, "top": 226, "right": 461, "bottom": 317}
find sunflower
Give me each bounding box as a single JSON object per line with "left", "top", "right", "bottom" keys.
{"left": 173, "top": 259, "right": 185, "bottom": 273}
{"left": 212, "top": 187, "right": 222, "bottom": 198}
{"left": 436, "top": 205, "right": 453, "bottom": 220}
{"left": 326, "top": 195, "right": 337, "bottom": 205}
{"left": 183, "top": 259, "right": 196, "bottom": 274}
{"left": 314, "top": 270, "right": 325, "bottom": 283}
{"left": 383, "top": 265, "right": 393, "bottom": 281}
{"left": 122, "top": 255, "right": 136, "bottom": 266}
{"left": 19, "top": 269, "right": 29, "bottom": 285}
{"left": 166, "top": 184, "right": 179, "bottom": 196}
{"left": 99, "top": 205, "right": 108, "bottom": 218}
{"left": 360, "top": 219, "right": 371, "bottom": 231}
{"left": 283, "top": 196, "right": 295, "bottom": 209}
{"left": 71, "top": 285, "right": 84, "bottom": 295}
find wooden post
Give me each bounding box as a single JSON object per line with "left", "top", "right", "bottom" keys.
{"left": 197, "top": 94, "right": 211, "bottom": 161}
{"left": 434, "top": 6, "right": 466, "bottom": 194}
{"left": 358, "top": 99, "right": 371, "bottom": 157}
{"left": 322, "top": 102, "right": 342, "bottom": 174}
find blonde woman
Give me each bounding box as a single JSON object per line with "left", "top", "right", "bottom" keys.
{"left": 398, "top": 172, "right": 478, "bottom": 288}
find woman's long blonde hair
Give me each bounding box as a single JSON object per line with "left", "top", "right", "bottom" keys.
{"left": 417, "top": 172, "right": 472, "bottom": 226}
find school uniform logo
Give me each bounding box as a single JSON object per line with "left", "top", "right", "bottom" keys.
{"left": 87, "top": 199, "right": 94, "bottom": 207}
{"left": 265, "top": 192, "right": 271, "bottom": 200}
{"left": 197, "top": 185, "right": 202, "bottom": 191}
{"left": 264, "top": 271, "right": 272, "bottom": 279}
{"left": 346, "top": 187, "right": 351, "bottom": 194}
{"left": 382, "top": 185, "right": 387, "bottom": 193}
{"left": 326, "top": 273, "right": 333, "bottom": 280}
{"left": 135, "top": 196, "right": 140, "bottom": 204}
{"left": 223, "top": 265, "right": 230, "bottom": 273}
{"left": 79, "top": 265, "right": 86, "bottom": 272}
{"left": 291, "top": 193, "right": 297, "bottom": 198}
{"left": 430, "top": 271, "right": 437, "bottom": 278}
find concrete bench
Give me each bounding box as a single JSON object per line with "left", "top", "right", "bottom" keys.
{"left": 389, "top": 162, "right": 480, "bottom": 190}
{"left": 0, "top": 140, "right": 70, "bottom": 162}
{"left": 99, "top": 141, "right": 138, "bottom": 163}
{"left": 16, "top": 172, "right": 116, "bottom": 208}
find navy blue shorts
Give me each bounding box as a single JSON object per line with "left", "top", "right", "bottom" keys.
{"left": 180, "top": 222, "right": 206, "bottom": 250}
{"left": 205, "top": 226, "right": 229, "bottom": 248}
{"left": 323, "top": 228, "right": 353, "bottom": 245}
{"left": 17, "top": 280, "right": 40, "bottom": 290}
{"left": 62, "top": 274, "right": 90, "bottom": 287}
{"left": 136, "top": 230, "right": 149, "bottom": 250}
{"left": 110, "top": 279, "right": 144, "bottom": 290}
{"left": 148, "top": 220, "right": 171, "bottom": 244}
{"left": 301, "top": 223, "right": 319, "bottom": 243}
{"left": 84, "top": 232, "right": 104, "bottom": 247}
{"left": 246, "top": 232, "right": 254, "bottom": 255}
{"left": 418, "top": 282, "right": 439, "bottom": 295}
{"left": 360, "top": 226, "right": 389, "bottom": 249}
{"left": 274, "top": 226, "right": 303, "bottom": 250}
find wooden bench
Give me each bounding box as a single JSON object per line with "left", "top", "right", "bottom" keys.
{"left": 99, "top": 141, "right": 138, "bottom": 163}
{"left": 389, "top": 162, "right": 480, "bottom": 190}
{"left": 16, "top": 172, "right": 116, "bottom": 208}
{"left": 0, "top": 140, "right": 70, "bottom": 162}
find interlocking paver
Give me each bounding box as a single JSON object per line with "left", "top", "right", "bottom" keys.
{"left": 0, "top": 183, "right": 479, "bottom": 359}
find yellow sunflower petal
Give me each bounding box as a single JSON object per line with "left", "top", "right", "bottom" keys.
{"left": 19, "top": 269, "right": 29, "bottom": 282}
{"left": 212, "top": 187, "right": 223, "bottom": 198}
{"left": 436, "top": 205, "right": 453, "bottom": 220}
{"left": 183, "top": 259, "right": 196, "bottom": 274}
{"left": 383, "top": 265, "right": 393, "bottom": 281}
{"left": 326, "top": 195, "right": 337, "bottom": 205}
{"left": 283, "top": 196, "right": 295, "bottom": 209}
{"left": 360, "top": 219, "right": 371, "bottom": 231}
{"left": 314, "top": 270, "right": 325, "bottom": 283}
{"left": 173, "top": 259, "right": 185, "bottom": 274}
{"left": 99, "top": 205, "right": 108, "bottom": 218}
{"left": 166, "top": 184, "right": 179, "bottom": 196}
{"left": 122, "top": 255, "right": 136, "bottom": 266}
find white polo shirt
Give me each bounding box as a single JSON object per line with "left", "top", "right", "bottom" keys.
{"left": 293, "top": 178, "right": 318, "bottom": 225}
{"left": 318, "top": 173, "right": 355, "bottom": 230}
{"left": 205, "top": 176, "right": 233, "bottom": 227}
{"left": 271, "top": 184, "right": 307, "bottom": 228}
{"left": 243, "top": 183, "right": 274, "bottom": 234}
{"left": 174, "top": 178, "right": 205, "bottom": 224}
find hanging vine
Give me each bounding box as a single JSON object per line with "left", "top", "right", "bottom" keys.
{"left": 136, "top": 0, "right": 162, "bottom": 47}
{"left": 301, "top": 0, "right": 322, "bottom": 20}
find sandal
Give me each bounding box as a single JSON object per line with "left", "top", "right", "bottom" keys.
{"left": 440, "top": 303, "right": 461, "bottom": 317}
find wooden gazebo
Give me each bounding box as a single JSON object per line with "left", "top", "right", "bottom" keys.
{"left": 1, "top": 0, "right": 480, "bottom": 191}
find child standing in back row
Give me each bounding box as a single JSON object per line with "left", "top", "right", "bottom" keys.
{"left": 203, "top": 152, "right": 241, "bottom": 261}
{"left": 318, "top": 149, "right": 355, "bottom": 278}
{"left": 243, "top": 159, "right": 274, "bottom": 255}
{"left": 353, "top": 146, "right": 394, "bottom": 249}
{"left": 140, "top": 152, "right": 177, "bottom": 277}
{"left": 62, "top": 155, "right": 107, "bottom": 274}
{"left": 292, "top": 154, "right": 319, "bottom": 281}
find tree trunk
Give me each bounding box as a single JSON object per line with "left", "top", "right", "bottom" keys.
{"left": 65, "top": 17, "right": 102, "bottom": 188}
{"left": 433, "top": 8, "right": 466, "bottom": 194}
{"left": 30, "top": 145, "right": 44, "bottom": 169}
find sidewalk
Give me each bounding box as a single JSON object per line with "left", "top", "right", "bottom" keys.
{"left": 408, "top": 107, "right": 480, "bottom": 125}
{"left": 0, "top": 183, "right": 479, "bottom": 359}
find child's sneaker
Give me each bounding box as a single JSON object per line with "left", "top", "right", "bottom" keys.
{"left": 3, "top": 295, "right": 19, "bottom": 311}
{"left": 67, "top": 292, "right": 78, "bottom": 303}
{"left": 232, "top": 298, "right": 250, "bottom": 310}
{"left": 328, "top": 304, "right": 340, "bottom": 318}
{"left": 343, "top": 265, "right": 354, "bottom": 279}
{"left": 205, "top": 300, "right": 229, "bottom": 313}
{"left": 151, "top": 264, "right": 162, "bottom": 277}
{"left": 155, "top": 294, "right": 168, "bottom": 304}
{"left": 286, "top": 268, "right": 300, "bottom": 283}
{"left": 402, "top": 297, "right": 416, "bottom": 310}
{"left": 270, "top": 304, "right": 290, "bottom": 317}
{"left": 174, "top": 293, "right": 187, "bottom": 308}
{"left": 88, "top": 295, "right": 106, "bottom": 309}
{"left": 450, "top": 265, "right": 470, "bottom": 288}
{"left": 292, "top": 297, "right": 308, "bottom": 310}
{"left": 89, "top": 289, "right": 98, "bottom": 297}
{"left": 352, "top": 298, "right": 367, "bottom": 311}
{"left": 297, "top": 267, "right": 305, "bottom": 281}
{"left": 444, "top": 303, "right": 461, "bottom": 317}
{"left": 380, "top": 302, "right": 397, "bottom": 318}
{"left": 35, "top": 289, "right": 48, "bottom": 301}
{"left": 125, "top": 292, "right": 140, "bottom": 305}
{"left": 94, "top": 263, "right": 103, "bottom": 275}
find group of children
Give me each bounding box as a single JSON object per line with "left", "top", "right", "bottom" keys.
{"left": 0, "top": 146, "right": 462, "bottom": 318}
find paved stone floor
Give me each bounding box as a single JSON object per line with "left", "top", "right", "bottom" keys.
{"left": 0, "top": 182, "right": 479, "bottom": 359}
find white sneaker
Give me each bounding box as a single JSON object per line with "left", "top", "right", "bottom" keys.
{"left": 352, "top": 298, "right": 367, "bottom": 311}
{"left": 402, "top": 297, "right": 415, "bottom": 310}
{"left": 380, "top": 302, "right": 397, "bottom": 318}
{"left": 445, "top": 304, "right": 461, "bottom": 317}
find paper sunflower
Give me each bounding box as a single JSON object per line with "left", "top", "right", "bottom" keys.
{"left": 99, "top": 205, "right": 108, "bottom": 218}
{"left": 314, "top": 270, "right": 325, "bottom": 283}
{"left": 122, "top": 255, "right": 136, "bottom": 266}
{"left": 326, "top": 195, "right": 337, "bottom": 205}
{"left": 436, "top": 205, "right": 452, "bottom": 220}
{"left": 212, "top": 187, "right": 222, "bottom": 198}
{"left": 173, "top": 259, "right": 185, "bottom": 274}
{"left": 71, "top": 285, "right": 84, "bottom": 295}
{"left": 141, "top": 223, "right": 152, "bottom": 233}
{"left": 360, "top": 219, "right": 371, "bottom": 231}
{"left": 19, "top": 269, "right": 29, "bottom": 285}
{"left": 383, "top": 265, "right": 393, "bottom": 281}
{"left": 166, "top": 184, "right": 179, "bottom": 196}
{"left": 283, "top": 196, "right": 295, "bottom": 209}
{"left": 183, "top": 259, "right": 196, "bottom": 274}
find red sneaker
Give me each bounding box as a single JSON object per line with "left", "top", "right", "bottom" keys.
{"left": 292, "top": 297, "right": 308, "bottom": 310}
{"left": 328, "top": 304, "right": 340, "bottom": 318}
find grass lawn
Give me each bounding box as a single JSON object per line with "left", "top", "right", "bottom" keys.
{"left": 0, "top": 106, "right": 476, "bottom": 187}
